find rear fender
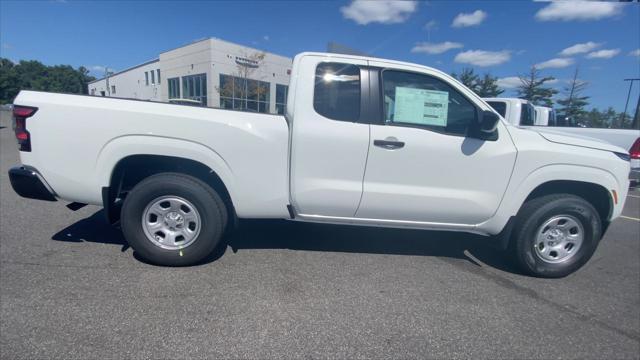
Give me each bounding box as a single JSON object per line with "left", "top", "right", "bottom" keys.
{"left": 96, "top": 135, "right": 237, "bottom": 208}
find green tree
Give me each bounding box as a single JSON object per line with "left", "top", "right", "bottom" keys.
{"left": 572, "top": 107, "right": 631, "bottom": 129}
{"left": 451, "top": 68, "right": 503, "bottom": 97}
{"left": 0, "top": 58, "right": 20, "bottom": 105}
{"left": 451, "top": 68, "right": 480, "bottom": 93}
{"left": 517, "top": 66, "right": 558, "bottom": 107}
{"left": 557, "top": 67, "right": 589, "bottom": 122}
{"left": 0, "top": 58, "right": 95, "bottom": 104}
{"left": 476, "top": 73, "right": 504, "bottom": 97}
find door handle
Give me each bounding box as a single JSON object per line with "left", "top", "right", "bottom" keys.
{"left": 374, "top": 139, "right": 405, "bottom": 150}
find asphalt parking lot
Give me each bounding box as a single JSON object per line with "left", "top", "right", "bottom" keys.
{"left": 0, "top": 110, "right": 639, "bottom": 359}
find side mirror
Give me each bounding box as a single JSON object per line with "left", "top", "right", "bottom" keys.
{"left": 479, "top": 110, "right": 500, "bottom": 133}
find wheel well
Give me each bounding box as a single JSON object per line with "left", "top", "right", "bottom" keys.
{"left": 104, "top": 155, "right": 235, "bottom": 225}
{"left": 524, "top": 180, "right": 613, "bottom": 224}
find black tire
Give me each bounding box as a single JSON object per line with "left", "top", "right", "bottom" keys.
{"left": 511, "top": 194, "right": 602, "bottom": 278}
{"left": 120, "top": 173, "right": 227, "bottom": 266}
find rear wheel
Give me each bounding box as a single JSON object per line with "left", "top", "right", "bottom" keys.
{"left": 511, "top": 194, "right": 602, "bottom": 278}
{"left": 121, "top": 173, "right": 227, "bottom": 266}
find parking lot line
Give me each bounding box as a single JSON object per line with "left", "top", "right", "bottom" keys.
{"left": 620, "top": 215, "right": 640, "bottom": 221}
{"left": 627, "top": 194, "right": 640, "bottom": 199}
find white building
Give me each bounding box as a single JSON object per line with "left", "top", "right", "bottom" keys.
{"left": 88, "top": 38, "right": 292, "bottom": 114}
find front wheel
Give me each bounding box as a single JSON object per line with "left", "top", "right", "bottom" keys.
{"left": 511, "top": 194, "right": 602, "bottom": 278}
{"left": 120, "top": 173, "right": 227, "bottom": 266}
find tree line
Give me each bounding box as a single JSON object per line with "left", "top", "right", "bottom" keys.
{"left": 0, "top": 58, "right": 96, "bottom": 105}
{"left": 451, "top": 66, "right": 636, "bottom": 129}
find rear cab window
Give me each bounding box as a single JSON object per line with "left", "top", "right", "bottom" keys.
{"left": 313, "top": 63, "right": 361, "bottom": 121}
{"left": 520, "top": 102, "right": 535, "bottom": 126}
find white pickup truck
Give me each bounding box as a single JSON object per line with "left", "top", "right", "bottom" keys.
{"left": 9, "top": 52, "right": 632, "bottom": 277}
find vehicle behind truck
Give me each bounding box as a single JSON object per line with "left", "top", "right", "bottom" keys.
{"left": 9, "top": 52, "right": 632, "bottom": 278}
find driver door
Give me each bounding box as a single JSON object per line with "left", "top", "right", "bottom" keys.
{"left": 355, "top": 64, "right": 517, "bottom": 225}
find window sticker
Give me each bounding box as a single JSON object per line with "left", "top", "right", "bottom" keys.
{"left": 393, "top": 87, "right": 449, "bottom": 126}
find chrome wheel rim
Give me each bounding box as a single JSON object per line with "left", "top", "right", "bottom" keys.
{"left": 141, "top": 196, "right": 201, "bottom": 250}
{"left": 534, "top": 215, "right": 584, "bottom": 264}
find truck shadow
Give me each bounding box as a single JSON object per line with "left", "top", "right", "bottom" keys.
{"left": 51, "top": 209, "right": 521, "bottom": 274}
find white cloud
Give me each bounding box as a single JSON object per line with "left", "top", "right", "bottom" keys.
{"left": 341, "top": 0, "right": 418, "bottom": 25}
{"left": 424, "top": 20, "right": 438, "bottom": 31}
{"left": 496, "top": 77, "right": 522, "bottom": 89}
{"left": 454, "top": 50, "right": 511, "bottom": 67}
{"left": 452, "top": 10, "right": 487, "bottom": 28}
{"left": 586, "top": 48, "right": 620, "bottom": 59}
{"left": 2, "top": 43, "right": 11, "bottom": 50}
{"left": 535, "top": 57, "right": 574, "bottom": 69}
{"left": 535, "top": 1, "right": 622, "bottom": 21}
{"left": 262, "top": 35, "right": 270, "bottom": 41}
{"left": 630, "top": 49, "right": 640, "bottom": 57}
{"left": 559, "top": 41, "right": 601, "bottom": 56}
{"left": 411, "top": 41, "right": 463, "bottom": 55}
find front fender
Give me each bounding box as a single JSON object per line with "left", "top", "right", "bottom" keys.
{"left": 478, "top": 164, "right": 619, "bottom": 235}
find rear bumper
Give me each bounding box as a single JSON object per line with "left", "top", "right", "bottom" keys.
{"left": 630, "top": 158, "right": 640, "bottom": 183}
{"left": 8, "top": 165, "right": 57, "bottom": 201}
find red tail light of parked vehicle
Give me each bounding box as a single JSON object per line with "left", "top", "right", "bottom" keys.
{"left": 12, "top": 105, "right": 38, "bottom": 152}
{"left": 630, "top": 138, "right": 640, "bottom": 160}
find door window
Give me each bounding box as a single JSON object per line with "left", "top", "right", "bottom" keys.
{"left": 382, "top": 70, "right": 477, "bottom": 136}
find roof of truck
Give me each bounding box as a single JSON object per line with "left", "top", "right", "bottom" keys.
{"left": 483, "top": 97, "right": 530, "bottom": 104}
{"left": 294, "top": 52, "right": 451, "bottom": 79}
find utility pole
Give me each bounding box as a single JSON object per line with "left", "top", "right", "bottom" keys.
{"left": 633, "top": 82, "right": 640, "bottom": 130}
{"left": 620, "top": 78, "right": 640, "bottom": 128}
{"left": 105, "top": 66, "right": 111, "bottom": 97}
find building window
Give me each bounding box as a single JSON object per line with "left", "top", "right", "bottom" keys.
{"left": 276, "top": 84, "right": 288, "bottom": 115}
{"left": 145, "top": 72, "right": 149, "bottom": 86}
{"left": 157, "top": 69, "right": 161, "bottom": 84}
{"left": 150, "top": 70, "right": 155, "bottom": 85}
{"left": 168, "top": 77, "right": 180, "bottom": 99}
{"left": 219, "top": 74, "right": 270, "bottom": 113}
{"left": 182, "top": 73, "right": 207, "bottom": 106}
{"left": 111, "top": 85, "right": 116, "bottom": 94}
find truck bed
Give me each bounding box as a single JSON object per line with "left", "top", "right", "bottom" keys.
{"left": 14, "top": 91, "right": 291, "bottom": 218}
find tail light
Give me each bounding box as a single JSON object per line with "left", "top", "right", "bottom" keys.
{"left": 12, "top": 105, "right": 37, "bottom": 152}
{"left": 630, "top": 137, "right": 640, "bottom": 160}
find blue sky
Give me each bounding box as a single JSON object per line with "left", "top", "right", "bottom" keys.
{"left": 1, "top": 0, "right": 639, "bottom": 111}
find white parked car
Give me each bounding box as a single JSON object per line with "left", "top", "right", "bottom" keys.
{"left": 8, "top": 52, "right": 632, "bottom": 277}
